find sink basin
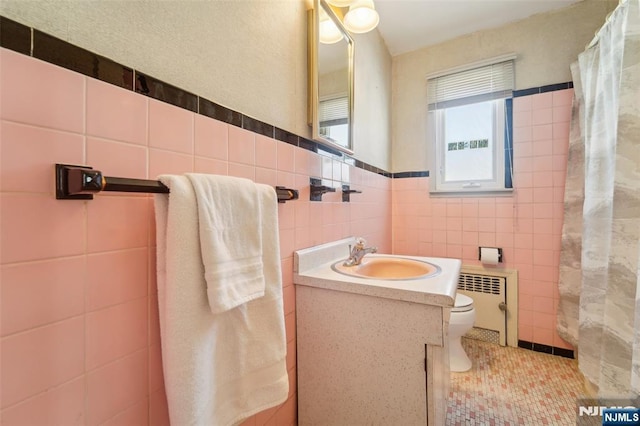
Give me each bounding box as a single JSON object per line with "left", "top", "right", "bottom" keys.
{"left": 332, "top": 256, "right": 441, "bottom": 280}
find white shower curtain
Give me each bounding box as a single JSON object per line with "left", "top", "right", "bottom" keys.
{"left": 558, "top": 0, "right": 640, "bottom": 398}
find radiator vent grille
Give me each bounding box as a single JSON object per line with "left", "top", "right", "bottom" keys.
{"left": 457, "top": 273, "right": 503, "bottom": 295}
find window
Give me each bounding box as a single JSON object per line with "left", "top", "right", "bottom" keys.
{"left": 427, "top": 56, "right": 514, "bottom": 194}
{"left": 319, "top": 95, "right": 349, "bottom": 148}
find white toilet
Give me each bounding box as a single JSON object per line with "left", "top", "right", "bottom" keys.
{"left": 448, "top": 293, "right": 476, "bottom": 372}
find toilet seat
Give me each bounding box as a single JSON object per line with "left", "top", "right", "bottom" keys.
{"left": 452, "top": 293, "right": 474, "bottom": 313}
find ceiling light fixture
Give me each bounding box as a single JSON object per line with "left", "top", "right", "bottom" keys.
{"left": 343, "top": 0, "right": 379, "bottom": 34}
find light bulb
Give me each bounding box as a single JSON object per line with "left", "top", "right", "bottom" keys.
{"left": 319, "top": 8, "right": 344, "bottom": 44}
{"left": 320, "top": 19, "right": 343, "bottom": 44}
{"left": 343, "top": 0, "right": 379, "bottom": 34}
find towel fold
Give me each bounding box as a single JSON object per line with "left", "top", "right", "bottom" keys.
{"left": 155, "top": 174, "right": 289, "bottom": 426}
{"left": 186, "top": 173, "right": 265, "bottom": 314}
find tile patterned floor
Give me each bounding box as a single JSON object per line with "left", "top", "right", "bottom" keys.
{"left": 446, "top": 338, "right": 585, "bottom": 425}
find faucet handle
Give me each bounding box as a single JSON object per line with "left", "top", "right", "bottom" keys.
{"left": 355, "top": 237, "right": 366, "bottom": 248}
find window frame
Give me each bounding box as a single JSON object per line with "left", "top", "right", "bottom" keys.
{"left": 427, "top": 55, "right": 515, "bottom": 196}
{"left": 430, "top": 99, "right": 507, "bottom": 193}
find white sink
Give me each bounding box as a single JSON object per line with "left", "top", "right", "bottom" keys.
{"left": 332, "top": 256, "right": 441, "bottom": 280}
{"left": 293, "top": 237, "right": 460, "bottom": 307}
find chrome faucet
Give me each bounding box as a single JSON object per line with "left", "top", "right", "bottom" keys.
{"left": 343, "top": 238, "right": 377, "bottom": 266}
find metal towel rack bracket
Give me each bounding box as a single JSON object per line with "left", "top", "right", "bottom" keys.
{"left": 309, "top": 177, "right": 336, "bottom": 202}
{"left": 55, "top": 164, "right": 299, "bottom": 203}
{"left": 341, "top": 184, "right": 362, "bottom": 203}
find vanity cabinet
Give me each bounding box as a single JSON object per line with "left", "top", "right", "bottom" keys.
{"left": 296, "top": 285, "right": 450, "bottom": 425}
{"left": 294, "top": 238, "right": 459, "bottom": 425}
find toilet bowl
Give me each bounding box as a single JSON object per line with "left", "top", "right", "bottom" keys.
{"left": 449, "top": 293, "right": 476, "bottom": 372}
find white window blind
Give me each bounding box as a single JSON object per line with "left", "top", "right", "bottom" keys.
{"left": 427, "top": 60, "right": 514, "bottom": 110}
{"left": 319, "top": 96, "right": 348, "bottom": 126}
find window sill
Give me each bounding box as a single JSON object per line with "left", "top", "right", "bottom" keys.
{"left": 428, "top": 188, "right": 514, "bottom": 198}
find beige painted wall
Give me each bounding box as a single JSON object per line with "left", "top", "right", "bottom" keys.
{"left": 352, "top": 28, "right": 392, "bottom": 171}
{"left": 1, "top": 0, "right": 393, "bottom": 171}
{"left": 391, "top": 0, "right": 618, "bottom": 173}
{"left": 319, "top": 68, "right": 349, "bottom": 99}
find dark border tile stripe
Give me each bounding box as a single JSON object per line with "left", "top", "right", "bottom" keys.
{"left": 34, "top": 30, "right": 134, "bottom": 90}
{"left": 513, "top": 81, "right": 573, "bottom": 98}
{"left": 553, "top": 347, "right": 575, "bottom": 359}
{"left": 533, "top": 343, "right": 553, "bottom": 354}
{"left": 199, "top": 98, "right": 242, "bottom": 127}
{"left": 243, "top": 115, "right": 274, "bottom": 138}
{"left": 298, "top": 138, "right": 318, "bottom": 153}
{"left": 275, "top": 128, "right": 299, "bottom": 146}
{"left": 540, "top": 82, "right": 571, "bottom": 93}
{"left": 513, "top": 87, "right": 541, "bottom": 97}
{"left": 518, "top": 339, "right": 575, "bottom": 359}
{"left": 135, "top": 71, "right": 197, "bottom": 112}
{"left": 0, "top": 16, "right": 31, "bottom": 55}
{"left": 518, "top": 340, "right": 534, "bottom": 350}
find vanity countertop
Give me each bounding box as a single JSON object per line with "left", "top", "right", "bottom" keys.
{"left": 294, "top": 237, "right": 460, "bottom": 307}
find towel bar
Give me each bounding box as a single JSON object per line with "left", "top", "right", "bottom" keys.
{"left": 55, "top": 164, "right": 299, "bottom": 203}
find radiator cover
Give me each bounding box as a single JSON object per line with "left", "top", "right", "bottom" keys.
{"left": 457, "top": 272, "right": 509, "bottom": 346}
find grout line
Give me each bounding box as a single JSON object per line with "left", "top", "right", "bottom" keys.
{"left": 0, "top": 374, "right": 85, "bottom": 413}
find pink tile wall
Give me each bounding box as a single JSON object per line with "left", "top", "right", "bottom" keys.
{"left": 0, "top": 48, "right": 391, "bottom": 425}
{"left": 392, "top": 89, "right": 574, "bottom": 351}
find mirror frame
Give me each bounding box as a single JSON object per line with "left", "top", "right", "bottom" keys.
{"left": 308, "top": 0, "right": 355, "bottom": 154}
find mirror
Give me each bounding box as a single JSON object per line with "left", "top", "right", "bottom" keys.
{"left": 309, "top": 0, "right": 354, "bottom": 154}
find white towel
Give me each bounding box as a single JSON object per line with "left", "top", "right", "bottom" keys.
{"left": 186, "top": 173, "right": 265, "bottom": 314}
{"left": 155, "top": 175, "right": 289, "bottom": 426}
